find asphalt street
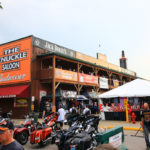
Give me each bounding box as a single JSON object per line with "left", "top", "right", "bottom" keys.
{"left": 23, "top": 130, "right": 146, "bottom": 150}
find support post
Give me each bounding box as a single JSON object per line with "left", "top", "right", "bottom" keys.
{"left": 52, "top": 56, "right": 56, "bottom": 112}
{"left": 108, "top": 72, "right": 112, "bottom": 89}
{"left": 77, "top": 62, "right": 80, "bottom": 95}
{"left": 119, "top": 75, "right": 123, "bottom": 86}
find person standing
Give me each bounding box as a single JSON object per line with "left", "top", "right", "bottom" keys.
{"left": 83, "top": 105, "right": 91, "bottom": 116}
{"left": 128, "top": 104, "right": 132, "bottom": 122}
{"left": 42, "top": 99, "right": 52, "bottom": 119}
{"left": 58, "top": 105, "right": 66, "bottom": 122}
{"left": 69, "top": 104, "right": 78, "bottom": 114}
{"left": 141, "top": 103, "right": 150, "bottom": 150}
{"left": 0, "top": 120, "right": 24, "bottom": 150}
{"left": 80, "top": 101, "right": 85, "bottom": 114}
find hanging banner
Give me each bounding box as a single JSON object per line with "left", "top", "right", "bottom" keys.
{"left": 113, "top": 80, "right": 119, "bottom": 87}
{"left": 55, "top": 68, "right": 77, "bottom": 82}
{"left": 62, "top": 90, "right": 77, "bottom": 98}
{"left": 99, "top": 77, "right": 109, "bottom": 89}
{"left": 120, "top": 98, "right": 124, "bottom": 107}
{"left": 79, "top": 73, "right": 98, "bottom": 85}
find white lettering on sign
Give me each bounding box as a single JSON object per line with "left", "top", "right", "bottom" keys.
{"left": 109, "top": 132, "right": 122, "bottom": 148}
{"left": 2, "top": 61, "right": 20, "bottom": 71}
{"left": 33, "top": 37, "right": 76, "bottom": 58}
{"left": 0, "top": 52, "right": 27, "bottom": 63}
{"left": 0, "top": 73, "right": 26, "bottom": 82}
{"left": 45, "top": 42, "right": 54, "bottom": 50}
{"left": 4, "top": 47, "right": 19, "bottom": 55}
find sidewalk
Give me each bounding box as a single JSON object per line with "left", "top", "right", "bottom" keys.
{"left": 12, "top": 119, "right": 142, "bottom": 131}
{"left": 99, "top": 120, "right": 142, "bottom": 131}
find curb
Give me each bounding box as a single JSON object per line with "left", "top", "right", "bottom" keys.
{"left": 99, "top": 126, "right": 143, "bottom": 131}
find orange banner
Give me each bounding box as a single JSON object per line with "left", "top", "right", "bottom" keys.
{"left": 55, "top": 68, "right": 77, "bottom": 81}
{"left": 0, "top": 37, "right": 32, "bottom": 85}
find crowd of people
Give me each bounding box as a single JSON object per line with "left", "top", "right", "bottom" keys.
{"left": 1, "top": 98, "right": 150, "bottom": 150}
{"left": 42, "top": 99, "right": 92, "bottom": 123}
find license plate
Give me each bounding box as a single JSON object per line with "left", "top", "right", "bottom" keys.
{"left": 71, "top": 145, "right": 76, "bottom": 150}
{"left": 35, "top": 137, "right": 39, "bottom": 140}
{"left": 55, "top": 139, "right": 59, "bottom": 143}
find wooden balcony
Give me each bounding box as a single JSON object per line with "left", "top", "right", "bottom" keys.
{"left": 40, "top": 68, "right": 53, "bottom": 80}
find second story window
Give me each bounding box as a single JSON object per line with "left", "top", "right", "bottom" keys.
{"left": 41, "top": 59, "right": 52, "bottom": 69}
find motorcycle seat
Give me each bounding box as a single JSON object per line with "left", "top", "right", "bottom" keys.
{"left": 14, "top": 124, "right": 24, "bottom": 128}
{"left": 73, "top": 132, "right": 89, "bottom": 138}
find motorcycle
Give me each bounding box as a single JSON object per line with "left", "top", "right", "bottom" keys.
{"left": 65, "top": 112, "right": 79, "bottom": 127}
{"left": 13, "top": 114, "right": 37, "bottom": 145}
{"left": 65, "top": 125, "right": 98, "bottom": 150}
{"left": 0, "top": 112, "right": 38, "bottom": 145}
{"left": 56, "top": 114, "right": 101, "bottom": 150}
{"left": 30, "top": 112, "right": 62, "bottom": 146}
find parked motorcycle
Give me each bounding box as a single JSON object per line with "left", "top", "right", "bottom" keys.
{"left": 0, "top": 112, "right": 37, "bottom": 145}
{"left": 30, "top": 112, "right": 62, "bottom": 146}
{"left": 65, "top": 112, "right": 79, "bottom": 127}
{"left": 65, "top": 125, "right": 97, "bottom": 150}
{"left": 14, "top": 114, "right": 37, "bottom": 145}
{"left": 56, "top": 114, "right": 101, "bottom": 150}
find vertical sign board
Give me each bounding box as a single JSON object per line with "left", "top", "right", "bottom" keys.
{"left": 124, "top": 97, "right": 129, "bottom": 123}
{"left": 0, "top": 37, "right": 32, "bottom": 85}
{"left": 109, "top": 132, "right": 122, "bottom": 148}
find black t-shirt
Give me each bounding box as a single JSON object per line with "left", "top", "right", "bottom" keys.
{"left": 0, "top": 141, "right": 24, "bottom": 150}
{"left": 141, "top": 110, "right": 150, "bottom": 126}
{"left": 44, "top": 103, "right": 52, "bottom": 116}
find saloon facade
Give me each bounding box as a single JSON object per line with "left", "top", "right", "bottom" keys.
{"left": 0, "top": 35, "right": 136, "bottom": 118}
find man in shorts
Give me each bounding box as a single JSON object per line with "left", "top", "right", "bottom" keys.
{"left": 0, "top": 119, "right": 24, "bottom": 150}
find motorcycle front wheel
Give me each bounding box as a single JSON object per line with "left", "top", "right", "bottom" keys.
{"left": 38, "top": 140, "right": 46, "bottom": 146}
{"left": 16, "top": 131, "right": 29, "bottom": 145}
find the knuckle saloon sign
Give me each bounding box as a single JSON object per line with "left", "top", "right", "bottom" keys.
{"left": 0, "top": 37, "right": 31, "bottom": 85}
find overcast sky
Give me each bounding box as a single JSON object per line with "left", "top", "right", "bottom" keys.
{"left": 0, "top": 0, "right": 150, "bottom": 79}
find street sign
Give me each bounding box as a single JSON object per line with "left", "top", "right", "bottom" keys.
{"left": 124, "top": 98, "right": 128, "bottom": 106}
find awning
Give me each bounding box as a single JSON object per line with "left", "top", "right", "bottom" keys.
{"left": 0, "top": 85, "right": 30, "bottom": 98}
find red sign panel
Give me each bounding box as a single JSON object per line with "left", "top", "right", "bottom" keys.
{"left": 78, "top": 73, "right": 98, "bottom": 84}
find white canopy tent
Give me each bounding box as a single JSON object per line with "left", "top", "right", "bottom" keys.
{"left": 99, "top": 79, "right": 150, "bottom": 98}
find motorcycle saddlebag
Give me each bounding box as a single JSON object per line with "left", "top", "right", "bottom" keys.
{"left": 65, "top": 133, "right": 92, "bottom": 150}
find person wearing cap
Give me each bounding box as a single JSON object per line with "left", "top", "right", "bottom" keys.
{"left": 0, "top": 120, "right": 24, "bottom": 150}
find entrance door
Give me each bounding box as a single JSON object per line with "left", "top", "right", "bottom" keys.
{"left": 0, "top": 98, "right": 14, "bottom": 115}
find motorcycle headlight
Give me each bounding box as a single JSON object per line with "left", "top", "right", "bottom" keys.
{"left": 75, "top": 130, "right": 79, "bottom": 134}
